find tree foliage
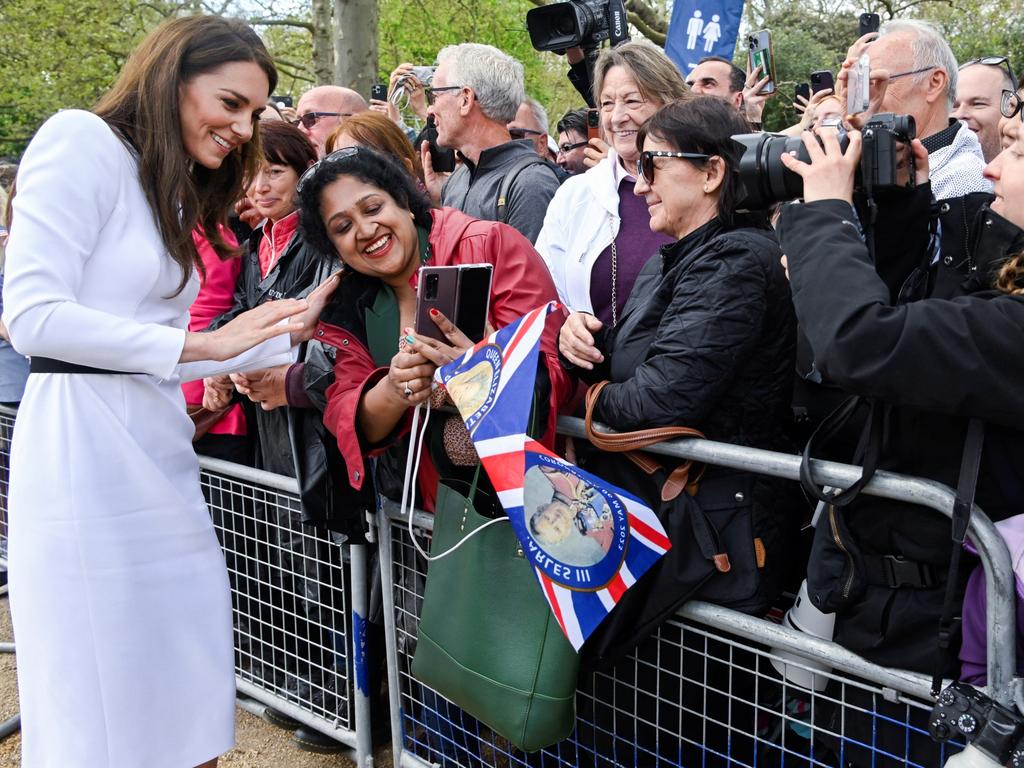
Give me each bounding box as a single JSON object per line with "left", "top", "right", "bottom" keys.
{"left": 2, "top": 0, "right": 1022, "bottom": 157}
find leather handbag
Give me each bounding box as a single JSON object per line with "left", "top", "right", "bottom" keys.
{"left": 578, "top": 382, "right": 776, "bottom": 670}
{"left": 411, "top": 471, "right": 579, "bottom": 752}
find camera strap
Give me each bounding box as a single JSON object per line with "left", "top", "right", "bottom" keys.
{"left": 931, "top": 418, "right": 985, "bottom": 696}
{"left": 799, "top": 395, "right": 884, "bottom": 507}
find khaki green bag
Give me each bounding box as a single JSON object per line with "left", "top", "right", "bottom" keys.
{"left": 411, "top": 477, "right": 579, "bottom": 752}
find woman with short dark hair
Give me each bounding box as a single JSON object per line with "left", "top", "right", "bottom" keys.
{"left": 2, "top": 15, "right": 333, "bottom": 767}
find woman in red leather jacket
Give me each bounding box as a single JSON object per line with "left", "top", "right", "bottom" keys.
{"left": 294, "top": 146, "right": 572, "bottom": 515}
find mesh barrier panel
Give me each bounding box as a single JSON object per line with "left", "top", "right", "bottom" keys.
{"left": 388, "top": 515, "right": 963, "bottom": 768}
{"left": 200, "top": 466, "right": 353, "bottom": 732}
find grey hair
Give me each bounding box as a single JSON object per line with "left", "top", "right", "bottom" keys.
{"left": 520, "top": 97, "right": 549, "bottom": 134}
{"left": 878, "top": 19, "right": 958, "bottom": 109}
{"left": 437, "top": 43, "right": 524, "bottom": 123}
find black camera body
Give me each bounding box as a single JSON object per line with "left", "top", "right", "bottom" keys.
{"left": 732, "top": 113, "right": 917, "bottom": 210}
{"left": 526, "top": 0, "right": 629, "bottom": 52}
{"left": 929, "top": 682, "right": 1024, "bottom": 767}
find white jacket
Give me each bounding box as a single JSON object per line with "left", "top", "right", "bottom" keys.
{"left": 535, "top": 151, "right": 624, "bottom": 313}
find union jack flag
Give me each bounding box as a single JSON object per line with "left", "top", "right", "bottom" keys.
{"left": 436, "top": 303, "right": 672, "bottom": 650}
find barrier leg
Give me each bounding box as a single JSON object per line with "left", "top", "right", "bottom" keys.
{"left": 376, "top": 503, "right": 408, "bottom": 767}
{"left": 350, "top": 542, "right": 374, "bottom": 767}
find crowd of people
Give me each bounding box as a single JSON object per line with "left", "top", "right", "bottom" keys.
{"left": 1, "top": 11, "right": 1023, "bottom": 767}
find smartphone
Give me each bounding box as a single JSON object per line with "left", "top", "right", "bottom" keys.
{"left": 370, "top": 83, "right": 388, "bottom": 102}
{"left": 418, "top": 115, "right": 456, "bottom": 174}
{"left": 810, "top": 70, "right": 835, "bottom": 94}
{"left": 415, "top": 264, "right": 494, "bottom": 344}
{"left": 859, "top": 12, "right": 881, "bottom": 37}
{"left": 586, "top": 109, "right": 600, "bottom": 141}
{"left": 271, "top": 94, "right": 293, "bottom": 108}
{"left": 747, "top": 30, "right": 777, "bottom": 95}
{"left": 847, "top": 53, "right": 871, "bottom": 115}
{"left": 795, "top": 83, "right": 811, "bottom": 103}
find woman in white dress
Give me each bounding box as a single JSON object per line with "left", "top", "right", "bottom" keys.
{"left": 2, "top": 16, "right": 337, "bottom": 768}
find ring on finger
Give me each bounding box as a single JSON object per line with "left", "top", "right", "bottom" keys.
{"left": 403, "top": 383, "right": 414, "bottom": 397}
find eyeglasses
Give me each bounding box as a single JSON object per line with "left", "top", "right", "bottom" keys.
{"left": 888, "top": 66, "right": 936, "bottom": 82}
{"left": 292, "top": 112, "right": 349, "bottom": 130}
{"left": 960, "top": 55, "right": 1018, "bottom": 90}
{"left": 509, "top": 127, "right": 544, "bottom": 140}
{"left": 1002, "top": 88, "right": 1023, "bottom": 120}
{"left": 295, "top": 146, "right": 360, "bottom": 194}
{"left": 636, "top": 150, "right": 711, "bottom": 185}
{"left": 557, "top": 140, "right": 588, "bottom": 155}
{"left": 425, "top": 86, "right": 463, "bottom": 105}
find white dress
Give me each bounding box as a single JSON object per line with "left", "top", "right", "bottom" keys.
{"left": 3, "top": 109, "right": 295, "bottom": 767}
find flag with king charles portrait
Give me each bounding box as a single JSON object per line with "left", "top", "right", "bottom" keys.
{"left": 434, "top": 302, "right": 672, "bottom": 650}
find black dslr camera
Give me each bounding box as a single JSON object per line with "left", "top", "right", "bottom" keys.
{"left": 526, "top": 0, "right": 629, "bottom": 52}
{"left": 929, "top": 682, "right": 1024, "bottom": 767}
{"left": 732, "top": 113, "right": 916, "bottom": 210}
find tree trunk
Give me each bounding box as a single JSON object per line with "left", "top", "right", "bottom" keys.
{"left": 333, "top": 0, "right": 379, "bottom": 96}
{"left": 312, "top": 0, "right": 334, "bottom": 85}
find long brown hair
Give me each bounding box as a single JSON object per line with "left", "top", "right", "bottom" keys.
{"left": 996, "top": 253, "right": 1024, "bottom": 295}
{"left": 325, "top": 112, "right": 425, "bottom": 183}
{"left": 94, "top": 15, "right": 277, "bottom": 294}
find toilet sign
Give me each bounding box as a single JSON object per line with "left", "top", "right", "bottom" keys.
{"left": 665, "top": 0, "right": 745, "bottom": 73}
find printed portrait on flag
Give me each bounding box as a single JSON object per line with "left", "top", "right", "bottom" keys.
{"left": 524, "top": 460, "right": 619, "bottom": 568}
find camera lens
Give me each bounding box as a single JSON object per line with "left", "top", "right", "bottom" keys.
{"left": 425, "top": 274, "right": 440, "bottom": 300}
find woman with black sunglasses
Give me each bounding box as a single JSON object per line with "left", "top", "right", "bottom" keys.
{"left": 556, "top": 95, "right": 798, "bottom": 765}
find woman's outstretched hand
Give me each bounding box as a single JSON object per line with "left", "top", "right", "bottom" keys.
{"left": 290, "top": 272, "right": 342, "bottom": 345}
{"left": 182, "top": 299, "right": 308, "bottom": 363}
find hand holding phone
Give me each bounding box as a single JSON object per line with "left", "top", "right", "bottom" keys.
{"left": 415, "top": 264, "right": 493, "bottom": 345}
{"left": 747, "top": 30, "right": 777, "bottom": 95}
{"left": 370, "top": 83, "right": 388, "bottom": 102}
{"left": 810, "top": 70, "right": 835, "bottom": 94}
{"left": 847, "top": 54, "right": 871, "bottom": 115}
{"left": 795, "top": 83, "right": 811, "bottom": 104}
{"left": 858, "top": 12, "right": 880, "bottom": 38}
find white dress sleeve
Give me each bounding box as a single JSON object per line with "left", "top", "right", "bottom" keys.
{"left": 3, "top": 110, "right": 187, "bottom": 379}
{"left": 174, "top": 333, "right": 296, "bottom": 383}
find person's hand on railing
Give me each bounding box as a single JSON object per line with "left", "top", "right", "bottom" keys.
{"left": 558, "top": 311, "right": 604, "bottom": 370}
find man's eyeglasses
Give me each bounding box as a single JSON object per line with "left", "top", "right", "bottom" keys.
{"left": 509, "top": 127, "right": 544, "bottom": 140}
{"left": 888, "top": 66, "right": 936, "bottom": 82}
{"left": 557, "top": 140, "right": 588, "bottom": 155}
{"left": 425, "top": 86, "right": 463, "bottom": 105}
{"left": 292, "top": 112, "right": 349, "bottom": 130}
{"left": 636, "top": 150, "right": 711, "bottom": 185}
{"left": 1001, "top": 88, "right": 1023, "bottom": 120}
{"left": 960, "top": 55, "right": 1018, "bottom": 90}
{"left": 296, "top": 146, "right": 360, "bottom": 194}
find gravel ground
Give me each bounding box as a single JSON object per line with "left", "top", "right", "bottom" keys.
{"left": 0, "top": 596, "right": 393, "bottom": 767}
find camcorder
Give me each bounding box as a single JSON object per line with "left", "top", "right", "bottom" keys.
{"left": 929, "top": 682, "right": 1024, "bottom": 767}
{"left": 526, "top": 0, "right": 629, "bottom": 52}
{"left": 732, "top": 113, "right": 916, "bottom": 210}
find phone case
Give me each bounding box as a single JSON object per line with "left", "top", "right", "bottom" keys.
{"left": 847, "top": 54, "right": 871, "bottom": 115}
{"left": 858, "top": 13, "right": 880, "bottom": 37}
{"left": 414, "top": 265, "right": 493, "bottom": 345}
{"left": 747, "top": 31, "right": 776, "bottom": 95}
{"left": 795, "top": 83, "right": 811, "bottom": 102}
{"left": 587, "top": 109, "right": 600, "bottom": 141}
{"left": 371, "top": 84, "right": 388, "bottom": 101}
{"left": 810, "top": 70, "right": 835, "bottom": 94}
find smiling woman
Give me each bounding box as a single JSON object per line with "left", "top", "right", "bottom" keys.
{"left": 2, "top": 15, "right": 338, "bottom": 768}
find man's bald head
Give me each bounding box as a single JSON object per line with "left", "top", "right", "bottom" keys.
{"left": 296, "top": 86, "right": 369, "bottom": 156}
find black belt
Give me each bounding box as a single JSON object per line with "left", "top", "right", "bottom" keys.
{"left": 29, "top": 357, "right": 136, "bottom": 375}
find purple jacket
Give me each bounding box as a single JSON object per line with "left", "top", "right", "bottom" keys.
{"left": 959, "top": 514, "right": 1024, "bottom": 685}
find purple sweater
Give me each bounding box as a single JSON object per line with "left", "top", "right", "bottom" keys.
{"left": 958, "top": 565, "right": 1024, "bottom": 685}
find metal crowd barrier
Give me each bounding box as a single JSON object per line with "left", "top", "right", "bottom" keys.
{"left": 375, "top": 414, "right": 1020, "bottom": 768}
{"left": 0, "top": 406, "right": 375, "bottom": 765}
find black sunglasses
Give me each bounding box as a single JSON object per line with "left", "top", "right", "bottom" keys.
{"left": 557, "top": 140, "right": 589, "bottom": 154}
{"left": 960, "top": 55, "right": 1018, "bottom": 90}
{"left": 291, "top": 111, "right": 350, "bottom": 130}
{"left": 296, "top": 146, "right": 360, "bottom": 193}
{"left": 636, "top": 150, "right": 711, "bottom": 184}
{"left": 509, "top": 127, "right": 544, "bottom": 140}
{"left": 1001, "top": 88, "right": 1023, "bottom": 120}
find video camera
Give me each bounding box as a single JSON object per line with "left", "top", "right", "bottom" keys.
{"left": 526, "top": 0, "right": 629, "bottom": 52}
{"left": 929, "top": 682, "right": 1024, "bottom": 767}
{"left": 732, "top": 113, "right": 916, "bottom": 210}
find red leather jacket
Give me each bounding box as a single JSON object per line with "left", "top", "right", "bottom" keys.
{"left": 315, "top": 207, "right": 572, "bottom": 511}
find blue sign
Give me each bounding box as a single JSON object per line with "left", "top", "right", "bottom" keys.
{"left": 665, "top": 0, "right": 746, "bottom": 74}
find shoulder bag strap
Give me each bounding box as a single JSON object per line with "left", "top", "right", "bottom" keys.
{"left": 799, "top": 395, "right": 884, "bottom": 507}
{"left": 496, "top": 156, "right": 558, "bottom": 223}
{"left": 584, "top": 381, "right": 707, "bottom": 502}
{"left": 931, "top": 418, "right": 986, "bottom": 695}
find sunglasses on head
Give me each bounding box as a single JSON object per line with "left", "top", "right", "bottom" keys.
{"left": 295, "top": 146, "right": 360, "bottom": 193}
{"left": 636, "top": 150, "right": 711, "bottom": 185}
{"left": 292, "top": 111, "right": 349, "bottom": 130}
{"left": 960, "top": 55, "right": 1018, "bottom": 90}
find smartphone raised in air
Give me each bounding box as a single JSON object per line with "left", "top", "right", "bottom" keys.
{"left": 747, "top": 30, "right": 777, "bottom": 95}
{"left": 415, "top": 264, "right": 493, "bottom": 345}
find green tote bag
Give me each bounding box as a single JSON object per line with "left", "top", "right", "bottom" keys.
{"left": 411, "top": 478, "right": 579, "bottom": 752}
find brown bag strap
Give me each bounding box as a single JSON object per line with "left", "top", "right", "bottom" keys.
{"left": 584, "top": 381, "right": 707, "bottom": 502}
